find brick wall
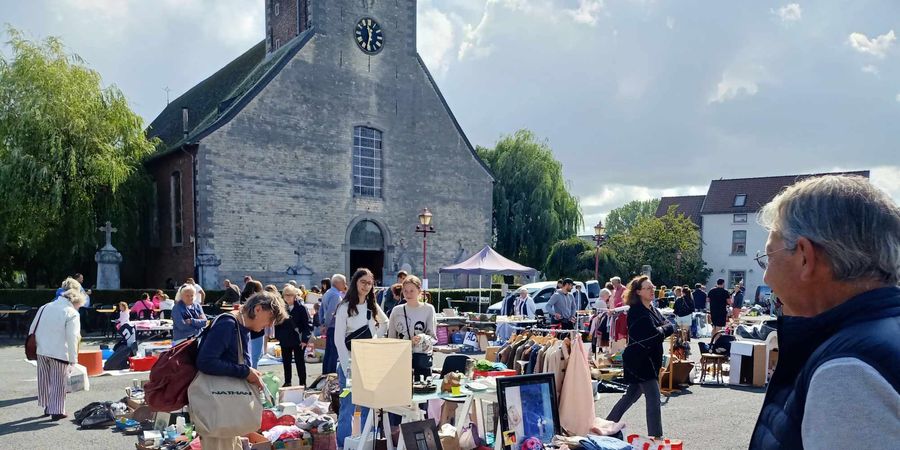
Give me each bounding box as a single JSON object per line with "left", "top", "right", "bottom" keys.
{"left": 145, "top": 150, "right": 196, "bottom": 288}
{"left": 267, "top": 0, "right": 309, "bottom": 52}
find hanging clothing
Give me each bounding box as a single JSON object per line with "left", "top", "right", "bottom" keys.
{"left": 559, "top": 336, "right": 595, "bottom": 435}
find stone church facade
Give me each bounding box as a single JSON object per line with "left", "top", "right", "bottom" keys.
{"left": 144, "top": 0, "right": 493, "bottom": 289}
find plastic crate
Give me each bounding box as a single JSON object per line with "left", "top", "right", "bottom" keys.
{"left": 128, "top": 355, "right": 158, "bottom": 372}
{"left": 473, "top": 369, "right": 517, "bottom": 378}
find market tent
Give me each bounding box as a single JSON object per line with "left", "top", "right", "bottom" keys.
{"left": 438, "top": 246, "right": 539, "bottom": 312}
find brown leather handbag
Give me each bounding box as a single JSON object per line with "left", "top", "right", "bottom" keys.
{"left": 25, "top": 305, "right": 46, "bottom": 361}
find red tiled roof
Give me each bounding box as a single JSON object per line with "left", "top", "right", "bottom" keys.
{"left": 655, "top": 195, "right": 706, "bottom": 227}
{"left": 700, "top": 171, "right": 870, "bottom": 214}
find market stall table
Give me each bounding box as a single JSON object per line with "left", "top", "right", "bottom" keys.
{"left": 0, "top": 309, "right": 31, "bottom": 338}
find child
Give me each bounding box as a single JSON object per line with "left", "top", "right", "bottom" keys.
{"left": 116, "top": 301, "right": 130, "bottom": 329}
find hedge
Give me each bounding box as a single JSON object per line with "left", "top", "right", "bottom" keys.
{"left": 0, "top": 289, "right": 228, "bottom": 308}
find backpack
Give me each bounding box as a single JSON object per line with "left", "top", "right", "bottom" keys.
{"left": 74, "top": 402, "right": 116, "bottom": 429}
{"left": 144, "top": 314, "right": 223, "bottom": 412}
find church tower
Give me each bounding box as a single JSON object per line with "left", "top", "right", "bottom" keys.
{"left": 266, "top": 0, "right": 311, "bottom": 53}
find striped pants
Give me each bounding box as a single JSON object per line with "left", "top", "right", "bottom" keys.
{"left": 37, "top": 355, "right": 68, "bottom": 415}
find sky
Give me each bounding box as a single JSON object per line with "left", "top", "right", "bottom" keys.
{"left": 2, "top": 0, "right": 899, "bottom": 233}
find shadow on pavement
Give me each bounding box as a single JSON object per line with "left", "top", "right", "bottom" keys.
{"left": 0, "top": 396, "right": 37, "bottom": 409}
{"left": 0, "top": 415, "right": 58, "bottom": 436}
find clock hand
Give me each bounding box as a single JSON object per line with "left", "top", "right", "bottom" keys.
{"left": 366, "top": 25, "right": 373, "bottom": 49}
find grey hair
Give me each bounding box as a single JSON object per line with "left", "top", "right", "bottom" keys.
{"left": 176, "top": 284, "right": 196, "bottom": 302}
{"left": 599, "top": 288, "right": 612, "bottom": 297}
{"left": 62, "top": 288, "right": 86, "bottom": 307}
{"left": 60, "top": 277, "right": 82, "bottom": 291}
{"left": 243, "top": 291, "right": 288, "bottom": 324}
{"left": 609, "top": 276, "right": 622, "bottom": 283}
{"left": 759, "top": 175, "right": 900, "bottom": 284}
{"left": 331, "top": 274, "right": 347, "bottom": 285}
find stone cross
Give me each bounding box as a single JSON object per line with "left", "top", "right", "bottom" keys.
{"left": 99, "top": 221, "right": 117, "bottom": 249}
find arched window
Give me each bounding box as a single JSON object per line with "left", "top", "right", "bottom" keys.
{"left": 353, "top": 126, "right": 382, "bottom": 198}
{"left": 171, "top": 171, "right": 183, "bottom": 246}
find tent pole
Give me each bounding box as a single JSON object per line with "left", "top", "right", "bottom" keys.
{"left": 479, "top": 275, "right": 483, "bottom": 314}
{"left": 438, "top": 273, "right": 442, "bottom": 310}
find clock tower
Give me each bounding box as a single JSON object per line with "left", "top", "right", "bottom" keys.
{"left": 266, "top": 0, "right": 311, "bottom": 53}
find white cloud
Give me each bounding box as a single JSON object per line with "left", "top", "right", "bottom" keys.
{"left": 666, "top": 17, "right": 675, "bottom": 30}
{"left": 708, "top": 64, "right": 767, "bottom": 104}
{"left": 579, "top": 183, "right": 708, "bottom": 234}
{"left": 566, "top": 0, "right": 605, "bottom": 26}
{"left": 848, "top": 30, "right": 896, "bottom": 59}
{"left": 861, "top": 64, "right": 879, "bottom": 75}
{"left": 458, "top": 4, "right": 494, "bottom": 61}
{"left": 417, "top": 3, "right": 456, "bottom": 76}
{"left": 896, "top": 93, "right": 900, "bottom": 102}
{"left": 772, "top": 4, "right": 802, "bottom": 23}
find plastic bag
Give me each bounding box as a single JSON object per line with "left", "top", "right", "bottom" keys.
{"left": 262, "top": 372, "right": 282, "bottom": 408}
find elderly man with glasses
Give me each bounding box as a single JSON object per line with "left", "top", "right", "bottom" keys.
{"left": 748, "top": 175, "right": 900, "bottom": 449}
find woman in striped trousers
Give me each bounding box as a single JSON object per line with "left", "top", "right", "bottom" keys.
{"left": 29, "top": 281, "right": 86, "bottom": 420}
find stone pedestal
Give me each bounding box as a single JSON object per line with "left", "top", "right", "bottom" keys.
{"left": 197, "top": 248, "right": 222, "bottom": 290}
{"left": 95, "top": 246, "right": 123, "bottom": 289}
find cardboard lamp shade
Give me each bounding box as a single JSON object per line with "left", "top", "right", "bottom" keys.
{"left": 351, "top": 338, "right": 412, "bottom": 408}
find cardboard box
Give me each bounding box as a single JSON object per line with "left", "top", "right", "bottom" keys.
{"left": 312, "top": 336, "right": 327, "bottom": 351}
{"left": 730, "top": 340, "right": 768, "bottom": 387}
{"left": 283, "top": 438, "right": 312, "bottom": 450}
{"left": 126, "top": 396, "right": 145, "bottom": 411}
{"left": 279, "top": 386, "right": 305, "bottom": 404}
{"left": 246, "top": 432, "right": 274, "bottom": 450}
{"left": 484, "top": 346, "right": 500, "bottom": 362}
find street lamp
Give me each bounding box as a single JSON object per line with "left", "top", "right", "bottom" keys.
{"left": 415, "top": 208, "right": 436, "bottom": 283}
{"left": 593, "top": 220, "right": 608, "bottom": 281}
{"left": 675, "top": 249, "right": 683, "bottom": 281}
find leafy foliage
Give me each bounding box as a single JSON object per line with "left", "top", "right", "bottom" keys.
{"left": 477, "top": 130, "right": 582, "bottom": 271}
{"left": 543, "top": 237, "right": 620, "bottom": 281}
{"left": 0, "top": 28, "right": 157, "bottom": 286}
{"left": 607, "top": 206, "right": 712, "bottom": 286}
{"left": 604, "top": 198, "right": 660, "bottom": 237}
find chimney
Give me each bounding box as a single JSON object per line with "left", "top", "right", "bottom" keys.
{"left": 182, "top": 107, "right": 189, "bottom": 140}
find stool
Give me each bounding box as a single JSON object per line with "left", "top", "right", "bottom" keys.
{"left": 699, "top": 353, "right": 726, "bottom": 384}
{"left": 78, "top": 350, "right": 104, "bottom": 376}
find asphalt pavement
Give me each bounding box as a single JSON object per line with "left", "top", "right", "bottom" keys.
{"left": 0, "top": 337, "right": 764, "bottom": 449}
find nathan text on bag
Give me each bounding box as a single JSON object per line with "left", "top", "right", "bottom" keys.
{"left": 188, "top": 316, "right": 263, "bottom": 438}
{"left": 25, "top": 305, "right": 47, "bottom": 361}
{"left": 144, "top": 315, "right": 224, "bottom": 412}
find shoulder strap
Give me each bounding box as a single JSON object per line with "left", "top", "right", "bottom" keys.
{"left": 235, "top": 316, "right": 245, "bottom": 365}
{"left": 403, "top": 306, "right": 412, "bottom": 340}
{"left": 32, "top": 304, "right": 47, "bottom": 334}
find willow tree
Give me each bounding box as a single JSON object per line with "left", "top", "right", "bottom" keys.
{"left": 477, "top": 130, "right": 582, "bottom": 271}
{"left": 0, "top": 28, "right": 157, "bottom": 286}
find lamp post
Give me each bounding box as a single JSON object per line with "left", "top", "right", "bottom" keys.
{"left": 593, "top": 220, "right": 608, "bottom": 281}
{"left": 415, "top": 208, "right": 436, "bottom": 283}
{"left": 675, "top": 249, "right": 683, "bottom": 282}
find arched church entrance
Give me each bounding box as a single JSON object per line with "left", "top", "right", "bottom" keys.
{"left": 348, "top": 219, "right": 385, "bottom": 283}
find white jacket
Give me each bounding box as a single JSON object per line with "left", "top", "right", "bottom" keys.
{"left": 29, "top": 297, "right": 81, "bottom": 364}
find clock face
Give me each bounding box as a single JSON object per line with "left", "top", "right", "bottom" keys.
{"left": 355, "top": 18, "right": 384, "bottom": 54}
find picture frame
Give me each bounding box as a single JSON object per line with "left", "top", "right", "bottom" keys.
{"left": 153, "top": 411, "right": 171, "bottom": 431}
{"left": 399, "top": 420, "right": 443, "bottom": 450}
{"left": 496, "top": 374, "right": 560, "bottom": 450}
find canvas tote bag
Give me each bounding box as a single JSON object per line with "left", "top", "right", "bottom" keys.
{"left": 188, "top": 319, "right": 263, "bottom": 438}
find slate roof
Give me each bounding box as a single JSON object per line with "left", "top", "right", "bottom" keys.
{"left": 655, "top": 195, "right": 706, "bottom": 226}
{"left": 146, "top": 29, "right": 315, "bottom": 159}
{"left": 699, "top": 170, "right": 870, "bottom": 214}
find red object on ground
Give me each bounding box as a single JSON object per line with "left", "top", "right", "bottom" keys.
{"left": 260, "top": 409, "right": 297, "bottom": 431}
{"left": 78, "top": 350, "right": 104, "bottom": 376}
{"left": 472, "top": 369, "right": 517, "bottom": 378}
{"left": 129, "top": 355, "right": 159, "bottom": 372}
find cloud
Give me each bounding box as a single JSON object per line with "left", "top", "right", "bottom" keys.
{"left": 708, "top": 64, "right": 767, "bottom": 104}
{"left": 848, "top": 30, "right": 895, "bottom": 59}
{"left": 579, "top": 183, "right": 708, "bottom": 234}
{"left": 458, "top": 2, "right": 495, "bottom": 60}
{"left": 772, "top": 4, "right": 802, "bottom": 23}
{"left": 896, "top": 93, "right": 900, "bottom": 102}
{"left": 566, "top": 0, "right": 605, "bottom": 26}
{"left": 861, "top": 64, "right": 879, "bottom": 75}
{"left": 417, "top": 2, "right": 456, "bottom": 76}
{"left": 666, "top": 17, "right": 675, "bottom": 30}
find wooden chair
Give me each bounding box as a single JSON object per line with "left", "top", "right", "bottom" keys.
{"left": 699, "top": 353, "right": 727, "bottom": 384}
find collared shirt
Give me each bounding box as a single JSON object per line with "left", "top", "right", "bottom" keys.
{"left": 320, "top": 287, "right": 343, "bottom": 328}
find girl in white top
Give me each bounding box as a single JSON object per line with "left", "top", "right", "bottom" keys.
{"left": 115, "top": 301, "right": 130, "bottom": 329}
{"left": 334, "top": 268, "right": 388, "bottom": 378}
{"left": 387, "top": 275, "right": 437, "bottom": 379}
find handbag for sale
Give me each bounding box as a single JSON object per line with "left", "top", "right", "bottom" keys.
{"left": 187, "top": 320, "right": 265, "bottom": 438}
{"left": 25, "top": 305, "right": 47, "bottom": 361}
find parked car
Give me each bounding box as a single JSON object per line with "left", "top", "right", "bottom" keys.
{"left": 487, "top": 281, "right": 589, "bottom": 316}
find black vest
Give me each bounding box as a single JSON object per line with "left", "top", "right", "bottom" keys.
{"left": 749, "top": 286, "right": 900, "bottom": 449}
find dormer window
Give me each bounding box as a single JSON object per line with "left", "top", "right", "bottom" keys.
{"left": 733, "top": 194, "right": 747, "bottom": 207}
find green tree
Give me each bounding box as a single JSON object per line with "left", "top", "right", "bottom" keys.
{"left": 477, "top": 130, "right": 582, "bottom": 270}
{"left": 544, "top": 237, "right": 620, "bottom": 281}
{"left": 604, "top": 198, "right": 660, "bottom": 237}
{"left": 0, "top": 28, "right": 157, "bottom": 286}
{"left": 608, "top": 206, "right": 712, "bottom": 286}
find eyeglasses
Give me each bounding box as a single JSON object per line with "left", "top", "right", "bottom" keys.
{"left": 359, "top": 280, "right": 374, "bottom": 286}
{"left": 754, "top": 247, "right": 790, "bottom": 269}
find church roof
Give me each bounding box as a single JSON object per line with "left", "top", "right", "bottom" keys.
{"left": 147, "top": 29, "right": 315, "bottom": 158}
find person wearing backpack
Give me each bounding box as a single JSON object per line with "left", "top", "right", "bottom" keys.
{"left": 673, "top": 286, "right": 694, "bottom": 331}
{"left": 195, "top": 291, "right": 288, "bottom": 450}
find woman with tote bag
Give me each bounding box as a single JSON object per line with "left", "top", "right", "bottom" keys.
{"left": 191, "top": 291, "right": 287, "bottom": 450}
{"left": 334, "top": 268, "right": 389, "bottom": 450}
{"left": 387, "top": 275, "right": 437, "bottom": 380}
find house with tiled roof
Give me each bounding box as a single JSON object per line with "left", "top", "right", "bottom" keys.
{"left": 141, "top": 0, "right": 493, "bottom": 289}
{"left": 658, "top": 170, "right": 869, "bottom": 299}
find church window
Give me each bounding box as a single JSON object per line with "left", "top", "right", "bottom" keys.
{"left": 274, "top": 1, "right": 280, "bottom": 16}
{"left": 353, "top": 126, "right": 382, "bottom": 198}
{"left": 171, "top": 171, "right": 183, "bottom": 246}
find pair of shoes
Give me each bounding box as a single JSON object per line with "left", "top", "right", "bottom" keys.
{"left": 283, "top": 383, "right": 292, "bottom": 387}
{"left": 51, "top": 414, "right": 68, "bottom": 421}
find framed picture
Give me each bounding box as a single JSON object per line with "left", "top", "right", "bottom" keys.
{"left": 496, "top": 374, "right": 560, "bottom": 450}
{"left": 400, "top": 419, "right": 443, "bottom": 450}
{"left": 153, "top": 411, "right": 171, "bottom": 431}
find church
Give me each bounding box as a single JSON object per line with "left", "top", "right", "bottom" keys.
{"left": 143, "top": 0, "right": 493, "bottom": 289}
